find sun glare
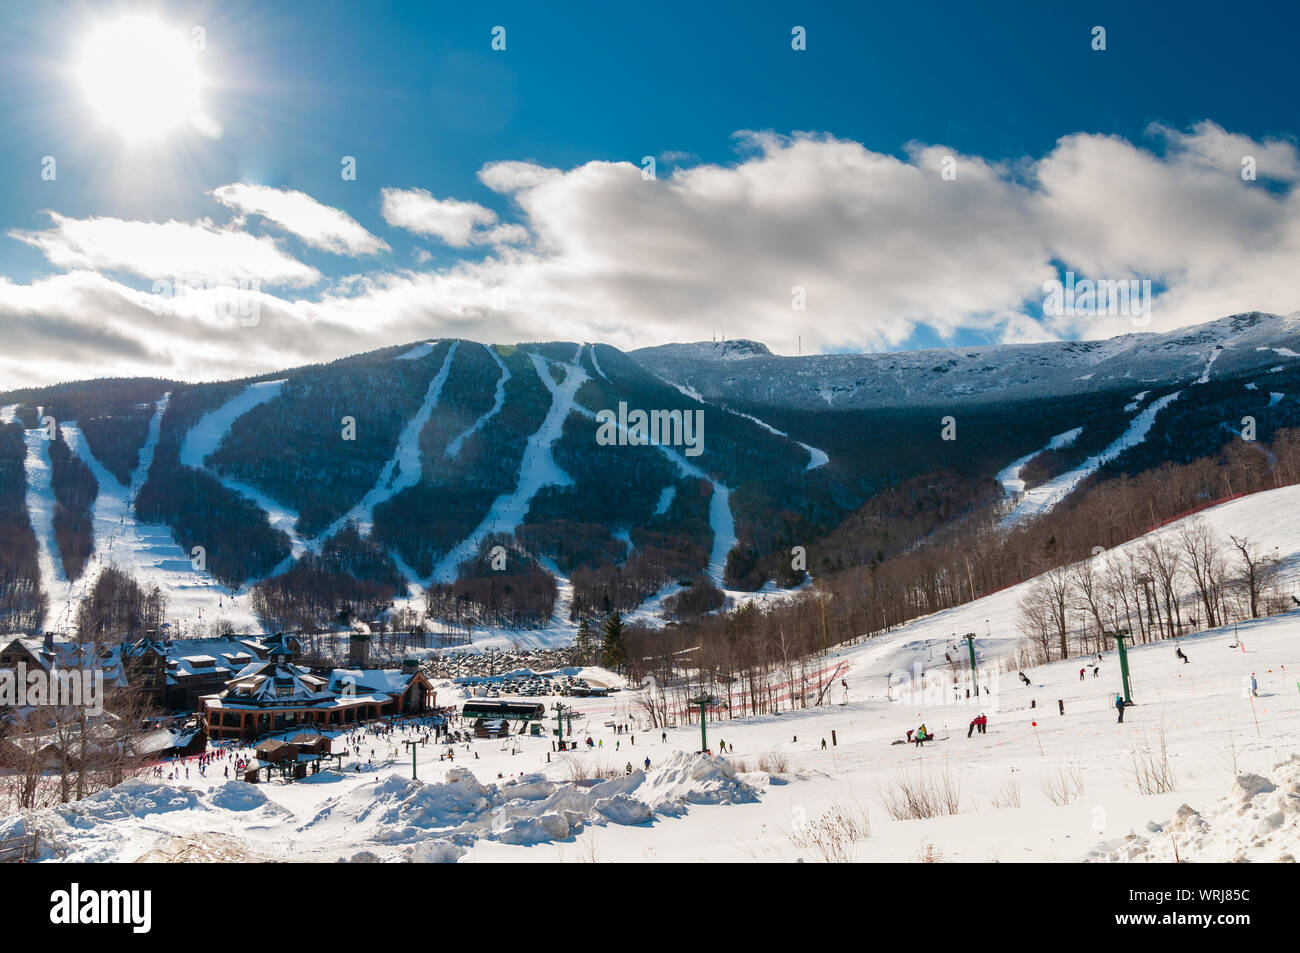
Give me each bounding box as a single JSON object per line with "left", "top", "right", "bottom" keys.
{"left": 76, "top": 17, "right": 203, "bottom": 141}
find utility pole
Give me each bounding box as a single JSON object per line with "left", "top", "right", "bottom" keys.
{"left": 401, "top": 739, "right": 418, "bottom": 780}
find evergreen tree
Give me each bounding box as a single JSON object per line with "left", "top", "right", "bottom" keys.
{"left": 601, "top": 610, "right": 625, "bottom": 672}
{"left": 574, "top": 619, "right": 595, "bottom": 664}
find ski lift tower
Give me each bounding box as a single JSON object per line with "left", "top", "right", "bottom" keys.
{"left": 963, "top": 632, "right": 979, "bottom": 694}
{"left": 1106, "top": 628, "right": 1134, "bottom": 705}
{"left": 688, "top": 692, "right": 720, "bottom": 754}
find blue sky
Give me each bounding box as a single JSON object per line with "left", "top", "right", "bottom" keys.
{"left": 3, "top": 1, "right": 1300, "bottom": 386}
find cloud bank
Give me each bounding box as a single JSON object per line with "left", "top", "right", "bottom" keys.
{"left": 4, "top": 121, "right": 1300, "bottom": 389}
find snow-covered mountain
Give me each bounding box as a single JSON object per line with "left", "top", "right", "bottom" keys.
{"left": 635, "top": 311, "right": 1300, "bottom": 408}
{"left": 2, "top": 311, "right": 1299, "bottom": 637}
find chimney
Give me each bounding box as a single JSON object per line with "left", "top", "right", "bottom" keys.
{"left": 401, "top": 658, "right": 418, "bottom": 675}
{"left": 349, "top": 631, "right": 370, "bottom": 668}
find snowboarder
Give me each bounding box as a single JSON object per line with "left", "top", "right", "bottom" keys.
{"left": 1175, "top": 645, "right": 1189, "bottom": 664}
{"left": 1115, "top": 694, "right": 1126, "bottom": 723}
{"left": 1018, "top": 671, "right": 1031, "bottom": 687}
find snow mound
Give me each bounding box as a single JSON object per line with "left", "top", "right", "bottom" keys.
{"left": 320, "top": 771, "right": 495, "bottom": 844}
{"left": 633, "top": 751, "right": 761, "bottom": 809}
{"left": 1086, "top": 756, "right": 1300, "bottom": 863}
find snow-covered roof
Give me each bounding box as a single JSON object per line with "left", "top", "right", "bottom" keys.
{"left": 328, "top": 668, "right": 417, "bottom": 696}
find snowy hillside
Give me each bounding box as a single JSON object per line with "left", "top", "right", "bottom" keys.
{"left": 5, "top": 486, "right": 1299, "bottom": 863}
{"left": 3, "top": 310, "right": 1300, "bottom": 638}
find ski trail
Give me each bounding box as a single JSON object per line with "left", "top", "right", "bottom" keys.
{"left": 395, "top": 341, "right": 435, "bottom": 362}
{"left": 567, "top": 401, "right": 737, "bottom": 587}
{"left": 58, "top": 395, "right": 259, "bottom": 632}
{"left": 314, "top": 342, "right": 458, "bottom": 544}
{"left": 654, "top": 485, "right": 676, "bottom": 515}
{"left": 1196, "top": 348, "right": 1223, "bottom": 385}
{"left": 429, "top": 352, "right": 589, "bottom": 584}
{"left": 1002, "top": 393, "right": 1181, "bottom": 527}
{"left": 586, "top": 343, "right": 610, "bottom": 382}
{"left": 22, "top": 421, "right": 70, "bottom": 630}
{"left": 54, "top": 397, "right": 170, "bottom": 617}
{"left": 180, "top": 379, "right": 307, "bottom": 559}
{"left": 648, "top": 370, "right": 829, "bottom": 471}
{"left": 996, "top": 426, "right": 1084, "bottom": 498}
{"left": 0, "top": 404, "right": 17, "bottom": 425}
{"left": 446, "top": 343, "right": 510, "bottom": 459}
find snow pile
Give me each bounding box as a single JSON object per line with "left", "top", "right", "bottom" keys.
{"left": 0, "top": 778, "right": 289, "bottom": 862}
{"left": 633, "top": 751, "right": 761, "bottom": 810}
{"left": 294, "top": 752, "right": 762, "bottom": 853}
{"left": 1087, "top": 755, "right": 1300, "bottom": 863}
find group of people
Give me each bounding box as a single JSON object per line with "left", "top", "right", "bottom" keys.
{"left": 966, "top": 713, "right": 989, "bottom": 737}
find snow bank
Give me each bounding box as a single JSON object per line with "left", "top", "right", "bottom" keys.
{"left": 1087, "top": 755, "right": 1300, "bottom": 863}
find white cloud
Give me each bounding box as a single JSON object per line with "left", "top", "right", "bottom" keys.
{"left": 212, "top": 183, "right": 389, "bottom": 255}
{"left": 5, "top": 122, "right": 1300, "bottom": 389}
{"left": 380, "top": 187, "right": 526, "bottom": 247}
{"left": 10, "top": 212, "right": 319, "bottom": 287}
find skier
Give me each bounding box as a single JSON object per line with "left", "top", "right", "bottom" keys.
{"left": 1018, "top": 671, "right": 1031, "bottom": 687}
{"left": 661, "top": 731, "right": 667, "bottom": 743}
{"left": 978, "top": 713, "right": 987, "bottom": 734}
{"left": 1115, "top": 694, "right": 1126, "bottom": 724}
{"left": 1175, "top": 645, "right": 1189, "bottom": 664}
{"left": 1250, "top": 673, "right": 1259, "bottom": 697}
{"left": 821, "top": 737, "right": 827, "bottom": 749}
{"left": 644, "top": 756, "right": 651, "bottom": 770}
{"left": 1079, "top": 667, "right": 1086, "bottom": 681}
{"left": 967, "top": 717, "right": 977, "bottom": 738}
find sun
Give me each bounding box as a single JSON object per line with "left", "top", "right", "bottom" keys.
{"left": 76, "top": 17, "right": 204, "bottom": 141}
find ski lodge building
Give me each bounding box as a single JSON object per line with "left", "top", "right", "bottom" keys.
{"left": 200, "top": 634, "right": 435, "bottom": 740}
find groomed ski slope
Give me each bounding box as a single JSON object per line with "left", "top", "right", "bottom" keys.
{"left": 180, "top": 380, "right": 308, "bottom": 560}
{"left": 996, "top": 426, "right": 1083, "bottom": 497}
{"left": 8, "top": 486, "right": 1299, "bottom": 863}
{"left": 62, "top": 400, "right": 263, "bottom": 633}
{"left": 649, "top": 365, "right": 830, "bottom": 471}
{"left": 20, "top": 398, "right": 263, "bottom": 633}
{"left": 429, "top": 350, "right": 588, "bottom": 585}
{"left": 445, "top": 344, "right": 510, "bottom": 460}
{"left": 1001, "top": 392, "right": 1181, "bottom": 526}
{"left": 22, "top": 425, "right": 70, "bottom": 630}
{"left": 315, "top": 342, "right": 458, "bottom": 543}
